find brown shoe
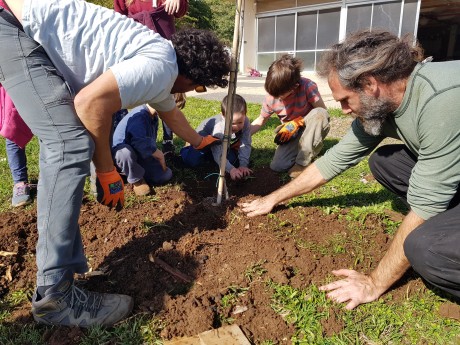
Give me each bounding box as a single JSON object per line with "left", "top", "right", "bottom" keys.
{"left": 133, "top": 179, "right": 150, "bottom": 196}
{"left": 288, "top": 164, "right": 307, "bottom": 179}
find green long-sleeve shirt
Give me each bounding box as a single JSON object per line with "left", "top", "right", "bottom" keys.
{"left": 316, "top": 61, "right": 460, "bottom": 220}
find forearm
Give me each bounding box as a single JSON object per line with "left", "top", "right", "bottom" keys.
{"left": 268, "top": 163, "right": 327, "bottom": 205}
{"left": 74, "top": 71, "right": 121, "bottom": 172}
{"left": 250, "top": 116, "right": 268, "bottom": 135}
{"left": 158, "top": 108, "right": 202, "bottom": 147}
{"left": 370, "top": 211, "right": 424, "bottom": 294}
{"left": 86, "top": 120, "right": 113, "bottom": 172}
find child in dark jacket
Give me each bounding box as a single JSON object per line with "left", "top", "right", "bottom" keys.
{"left": 112, "top": 104, "right": 172, "bottom": 196}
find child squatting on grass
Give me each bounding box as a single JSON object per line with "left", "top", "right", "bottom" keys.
{"left": 112, "top": 104, "right": 173, "bottom": 197}
{"left": 250, "top": 54, "right": 330, "bottom": 179}
{"left": 180, "top": 94, "right": 253, "bottom": 181}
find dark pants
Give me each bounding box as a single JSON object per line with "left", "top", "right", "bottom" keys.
{"left": 369, "top": 144, "right": 460, "bottom": 299}
{"left": 180, "top": 146, "right": 239, "bottom": 169}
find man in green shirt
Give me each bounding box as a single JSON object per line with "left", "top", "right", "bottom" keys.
{"left": 241, "top": 30, "right": 460, "bottom": 309}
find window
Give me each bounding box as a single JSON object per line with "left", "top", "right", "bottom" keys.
{"left": 255, "top": 1, "right": 419, "bottom": 72}
{"left": 257, "top": 7, "right": 341, "bottom": 72}
{"left": 401, "top": 0, "right": 418, "bottom": 36}
{"left": 346, "top": 4, "right": 372, "bottom": 34}
{"left": 258, "top": 17, "right": 275, "bottom": 52}
{"left": 297, "top": 11, "right": 317, "bottom": 50}
{"left": 372, "top": 1, "right": 401, "bottom": 34}
{"left": 317, "top": 9, "right": 340, "bottom": 49}
{"left": 276, "top": 14, "right": 295, "bottom": 51}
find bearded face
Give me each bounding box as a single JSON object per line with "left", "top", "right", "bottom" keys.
{"left": 354, "top": 92, "right": 397, "bottom": 136}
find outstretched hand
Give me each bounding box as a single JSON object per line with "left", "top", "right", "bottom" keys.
{"left": 230, "top": 167, "right": 253, "bottom": 181}
{"left": 319, "top": 269, "right": 383, "bottom": 310}
{"left": 163, "top": 0, "right": 180, "bottom": 15}
{"left": 239, "top": 196, "right": 276, "bottom": 217}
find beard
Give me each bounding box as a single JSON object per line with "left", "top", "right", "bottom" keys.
{"left": 354, "top": 93, "right": 397, "bottom": 136}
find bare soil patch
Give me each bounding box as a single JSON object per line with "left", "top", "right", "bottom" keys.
{"left": 0, "top": 163, "right": 424, "bottom": 344}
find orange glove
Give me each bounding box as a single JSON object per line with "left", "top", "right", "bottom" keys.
{"left": 274, "top": 117, "right": 305, "bottom": 145}
{"left": 96, "top": 167, "right": 124, "bottom": 210}
{"left": 194, "top": 135, "right": 221, "bottom": 150}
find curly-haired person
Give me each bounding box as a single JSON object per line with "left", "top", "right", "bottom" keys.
{"left": 0, "top": 0, "right": 229, "bottom": 328}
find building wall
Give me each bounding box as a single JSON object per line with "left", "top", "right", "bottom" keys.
{"left": 256, "top": 0, "right": 334, "bottom": 13}
{"left": 242, "top": 0, "right": 420, "bottom": 73}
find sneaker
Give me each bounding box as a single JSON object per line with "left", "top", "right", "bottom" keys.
{"left": 162, "top": 140, "right": 175, "bottom": 155}
{"left": 11, "top": 182, "right": 32, "bottom": 207}
{"left": 288, "top": 164, "right": 307, "bottom": 179}
{"left": 133, "top": 178, "right": 150, "bottom": 196}
{"left": 32, "top": 270, "right": 134, "bottom": 328}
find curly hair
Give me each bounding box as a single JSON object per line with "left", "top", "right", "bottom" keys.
{"left": 172, "top": 29, "right": 230, "bottom": 88}
{"left": 317, "top": 30, "right": 424, "bottom": 91}
{"left": 264, "top": 54, "right": 302, "bottom": 97}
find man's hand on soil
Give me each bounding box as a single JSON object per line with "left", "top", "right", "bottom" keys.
{"left": 239, "top": 196, "right": 275, "bottom": 217}
{"left": 319, "top": 269, "right": 382, "bottom": 310}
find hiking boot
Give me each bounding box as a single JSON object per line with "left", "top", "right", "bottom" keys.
{"left": 288, "top": 164, "right": 307, "bottom": 179}
{"left": 32, "top": 270, "right": 134, "bottom": 328}
{"left": 133, "top": 178, "right": 150, "bottom": 196}
{"left": 11, "top": 182, "right": 32, "bottom": 207}
{"left": 162, "top": 140, "right": 175, "bottom": 155}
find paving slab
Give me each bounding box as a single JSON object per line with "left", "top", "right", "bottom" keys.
{"left": 198, "top": 324, "right": 251, "bottom": 345}
{"left": 164, "top": 325, "right": 250, "bottom": 345}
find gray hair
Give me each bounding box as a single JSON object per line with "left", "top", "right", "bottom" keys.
{"left": 317, "top": 30, "right": 424, "bottom": 90}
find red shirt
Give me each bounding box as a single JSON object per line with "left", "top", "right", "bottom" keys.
{"left": 260, "top": 77, "right": 322, "bottom": 123}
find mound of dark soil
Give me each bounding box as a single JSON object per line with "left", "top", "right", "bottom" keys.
{"left": 0, "top": 165, "right": 423, "bottom": 344}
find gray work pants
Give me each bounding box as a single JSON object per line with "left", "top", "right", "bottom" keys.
{"left": 270, "top": 107, "right": 330, "bottom": 172}
{"left": 0, "top": 9, "right": 94, "bottom": 286}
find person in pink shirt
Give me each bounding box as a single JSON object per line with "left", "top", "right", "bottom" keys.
{"left": 0, "top": 85, "right": 33, "bottom": 207}
{"left": 114, "top": 0, "right": 187, "bottom": 39}
{"left": 250, "top": 55, "right": 330, "bottom": 179}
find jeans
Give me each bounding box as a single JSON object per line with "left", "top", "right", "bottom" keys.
{"left": 180, "top": 145, "right": 239, "bottom": 169}
{"left": 369, "top": 144, "right": 460, "bottom": 299}
{"left": 6, "top": 139, "right": 28, "bottom": 184}
{"left": 113, "top": 116, "right": 172, "bottom": 185}
{"left": 0, "top": 9, "right": 94, "bottom": 286}
{"left": 113, "top": 144, "right": 172, "bottom": 185}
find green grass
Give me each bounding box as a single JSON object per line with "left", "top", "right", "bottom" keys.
{"left": 1, "top": 98, "right": 459, "bottom": 344}
{"left": 267, "top": 281, "right": 460, "bottom": 345}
